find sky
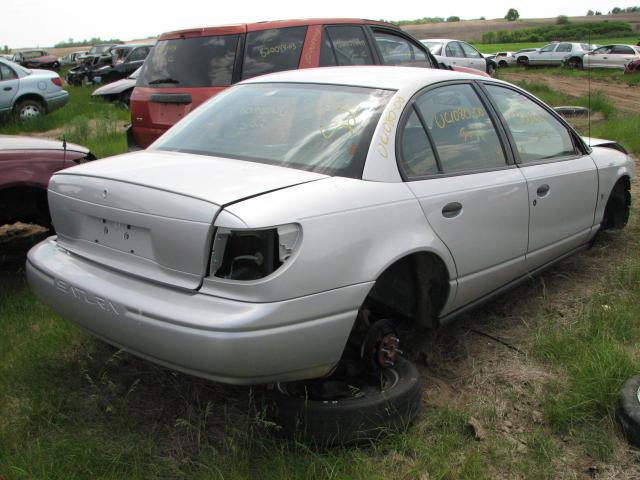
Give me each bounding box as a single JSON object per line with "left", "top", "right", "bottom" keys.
{"left": 1, "top": 0, "right": 636, "bottom": 48}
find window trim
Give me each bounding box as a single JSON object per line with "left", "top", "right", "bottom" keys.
{"left": 458, "top": 41, "right": 483, "bottom": 59}
{"left": 395, "top": 80, "right": 514, "bottom": 182}
{"left": 477, "top": 80, "right": 590, "bottom": 167}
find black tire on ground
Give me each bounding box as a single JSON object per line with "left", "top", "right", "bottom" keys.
{"left": 602, "top": 178, "right": 631, "bottom": 231}
{"left": 487, "top": 62, "right": 497, "bottom": 76}
{"left": 270, "top": 356, "right": 422, "bottom": 447}
{"left": 498, "top": 60, "right": 508, "bottom": 68}
{"left": 567, "top": 57, "right": 583, "bottom": 69}
{"left": 13, "top": 99, "right": 45, "bottom": 120}
{"left": 618, "top": 375, "right": 640, "bottom": 448}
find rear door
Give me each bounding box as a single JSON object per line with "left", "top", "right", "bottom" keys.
{"left": 533, "top": 44, "right": 557, "bottom": 64}
{"left": 459, "top": 42, "right": 485, "bottom": 71}
{"left": 399, "top": 82, "right": 529, "bottom": 312}
{"left": 483, "top": 83, "right": 598, "bottom": 271}
{"left": 0, "top": 63, "right": 19, "bottom": 113}
{"left": 444, "top": 41, "right": 468, "bottom": 68}
{"left": 553, "top": 43, "right": 573, "bottom": 64}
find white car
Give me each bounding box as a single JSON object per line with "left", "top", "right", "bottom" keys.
{"left": 422, "top": 38, "right": 494, "bottom": 74}
{"left": 494, "top": 51, "right": 517, "bottom": 67}
{"left": 517, "top": 42, "right": 593, "bottom": 66}
{"left": 27, "top": 67, "right": 633, "bottom": 441}
{"left": 580, "top": 44, "right": 640, "bottom": 69}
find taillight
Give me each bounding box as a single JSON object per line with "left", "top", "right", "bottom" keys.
{"left": 210, "top": 224, "right": 301, "bottom": 280}
{"left": 51, "top": 77, "right": 63, "bottom": 87}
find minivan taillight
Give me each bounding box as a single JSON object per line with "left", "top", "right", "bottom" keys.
{"left": 51, "top": 77, "right": 63, "bottom": 87}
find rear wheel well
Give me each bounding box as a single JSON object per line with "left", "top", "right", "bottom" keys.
{"left": 602, "top": 176, "right": 631, "bottom": 231}
{"left": 14, "top": 93, "right": 47, "bottom": 112}
{"left": 361, "top": 252, "right": 450, "bottom": 329}
{"left": 0, "top": 186, "right": 51, "bottom": 227}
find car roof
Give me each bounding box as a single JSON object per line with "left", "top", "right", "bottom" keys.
{"left": 159, "top": 18, "right": 393, "bottom": 40}
{"left": 240, "top": 65, "right": 486, "bottom": 90}
{"left": 422, "top": 39, "right": 456, "bottom": 43}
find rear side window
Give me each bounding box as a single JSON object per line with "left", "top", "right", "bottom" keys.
{"left": 485, "top": 85, "right": 577, "bottom": 163}
{"left": 323, "top": 26, "right": 373, "bottom": 66}
{"left": 373, "top": 32, "right": 430, "bottom": 67}
{"left": 612, "top": 45, "right": 635, "bottom": 54}
{"left": 138, "top": 35, "right": 239, "bottom": 88}
{"left": 241, "top": 26, "right": 307, "bottom": 80}
{"left": 445, "top": 42, "right": 465, "bottom": 58}
{"left": 399, "top": 110, "right": 438, "bottom": 178}
{"left": 556, "top": 43, "right": 572, "bottom": 53}
{"left": 414, "top": 84, "right": 506, "bottom": 173}
{"left": 0, "top": 64, "right": 17, "bottom": 80}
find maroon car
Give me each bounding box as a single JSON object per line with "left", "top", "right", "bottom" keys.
{"left": 13, "top": 50, "right": 60, "bottom": 70}
{"left": 0, "top": 135, "right": 94, "bottom": 228}
{"left": 625, "top": 59, "right": 640, "bottom": 74}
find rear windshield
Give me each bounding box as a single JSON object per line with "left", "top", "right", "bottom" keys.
{"left": 154, "top": 83, "right": 395, "bottom": 178}
{"left": 422, "top": 42, "right": 443, "bottom": 56}
{"left": 138, "top": 35, "right": 239, "bottom": 88}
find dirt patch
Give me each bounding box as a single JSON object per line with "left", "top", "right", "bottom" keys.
{"left": 499, "top": 71, "right": 640, "bottom": 114}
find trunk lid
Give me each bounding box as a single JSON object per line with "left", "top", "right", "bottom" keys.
{"left": 48, "top": 150, "right": 326, "bottom": 289}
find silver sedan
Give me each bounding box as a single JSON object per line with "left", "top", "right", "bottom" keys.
{"left": 0, "top": 58, "right": 69, "bottom": 119}
{"left": 28, "top": 67, "right": 633, "bottom": 387}
{"left": 582, "top": 44, "right": 640, "bottom": 69}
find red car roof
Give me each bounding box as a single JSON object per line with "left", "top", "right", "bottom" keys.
{"left": 160, "top": 18, "right": 394, "bottom": 40}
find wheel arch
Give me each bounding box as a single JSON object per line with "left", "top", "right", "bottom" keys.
{"left": 0, "top": 184, "right": 51, "bottom": 226}
{"left": 13, "top": 92, "right": 47, "bottom": 112}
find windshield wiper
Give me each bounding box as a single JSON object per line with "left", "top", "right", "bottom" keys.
{"left": 148, "top": 78, "right": 180, "bottom": 85}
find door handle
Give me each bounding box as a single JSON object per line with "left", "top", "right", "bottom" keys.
{"left": 537, "top": 184, "right": 550, "bottom": 197}
{"left": 3, "top": 87, "right": 12, "bottom": 91}
{"left": 442, "top": 202, "right": 463, "bottom": 218}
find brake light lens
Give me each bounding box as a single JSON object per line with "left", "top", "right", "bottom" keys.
{"left": 51, "top": 77, "right": 63, "bottom": 87}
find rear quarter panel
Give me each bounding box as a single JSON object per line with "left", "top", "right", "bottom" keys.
{"left": 0, "top": 149, "right": 86, "bottom": 190}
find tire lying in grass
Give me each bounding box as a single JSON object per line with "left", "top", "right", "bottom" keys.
{"left": 270, "top": 356, "right": 422, "bottom": 446}
{"left": 617, "top": 375, "right": 640, "bottom": 448}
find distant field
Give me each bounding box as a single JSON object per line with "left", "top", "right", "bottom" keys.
{"left": 401, "top": 12, "right": 640, "bottom": 42}
{"left": 474, "top": 35, "right": 640, "bottom": 53}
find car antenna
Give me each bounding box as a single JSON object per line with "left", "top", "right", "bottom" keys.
{"left": 588, "top": 29, "right": 591, "bottom": 147}
{"left": 62, "top": 135, "right": 67, "bottom": 165}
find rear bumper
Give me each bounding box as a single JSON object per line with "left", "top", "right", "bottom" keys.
{"left": 27, "top": 238, "right": 370, "bottom": 385}
{"left": 125, "top": 124, "right": 143, "bottom": 151}
{"left": 45, "top": 91, "right": 69, "bottom": 112}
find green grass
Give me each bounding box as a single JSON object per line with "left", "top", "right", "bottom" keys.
{"left": 0, "top": 84, "right": 130, "bottom": 158}
{"left": 498, "top": 64, "right": 640, "bottom": 87}
{"left": 474, "top": 36, "right": 640, "bottom": 54}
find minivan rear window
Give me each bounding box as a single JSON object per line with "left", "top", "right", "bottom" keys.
{"left": 138, "top": 35, "right": 239, "bottom": 88}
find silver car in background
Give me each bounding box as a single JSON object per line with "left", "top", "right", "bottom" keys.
{"left": 581, "top": 44, "right": 640, "bottom": 69}
{"left": 27, "top": 66, "right": 633, "bottom": 388}
{"left": 421, "top": 38, "right": 494, "bottom": 74}
{"left": 517, "top": 42, "right": 594, "bottom": 66}
{"left": 0, "top": 58, "right": 69, "bottom": 119}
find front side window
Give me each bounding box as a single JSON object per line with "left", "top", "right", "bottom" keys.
{"left": 0, "top": 64, "right": 17, "bottom": 81}
{"left": 485, "top": 85, "right": 577, "bottom": 163}
{"left": 138, "top": 35, "right": 239, "bottom": 87}
{"left": 556, "top": 43, "right": 572, "bottom": 53}
{"left": 413, "top": 84, "right": 506, "bottom": 173}
{"left": 373, "top": 32, "right": 430, "bottom": 67}
{"left": 445, "top": 42, "right": 465, "bottom": 58}
{"left": 241, "top": 26, "right": 307, "bottom": 80}
{"left": 154, "top": 83, "right": 394, "bottom": 178}
{"left": 325, "top": 26, "right": 373, "bottom": 66}
{"left": 540, "top": 44, "right": 556, "bottom": 53}
{"left": 459, "top": 42, "right": 482, "bottom": 58}
{"left": 128, "top": 47, "right": 149, "bottom": 62}
{"left": 593, "top": 46, "right": 612, "bottom": 54}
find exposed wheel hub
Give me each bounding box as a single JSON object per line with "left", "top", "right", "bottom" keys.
{"left": 377, "top": 332, "right": 401, "bottom": 368}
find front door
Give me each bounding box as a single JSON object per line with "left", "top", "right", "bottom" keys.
{"left": 397, "top": 82, "right": 529, "bottom": 312}
{"left": 444, "top": 41, "right": 468, "bottom": 68}
{"left": 483, "top": 84, "right": 598, "bottom": 271}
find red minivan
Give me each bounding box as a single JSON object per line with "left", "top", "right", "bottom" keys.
{"left": 128, "top": 18, "right": 478, "bottom": 149}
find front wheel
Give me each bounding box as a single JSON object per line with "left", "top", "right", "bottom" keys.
{"left": 271, "top": 355, "right": 422, "bottom": 446}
